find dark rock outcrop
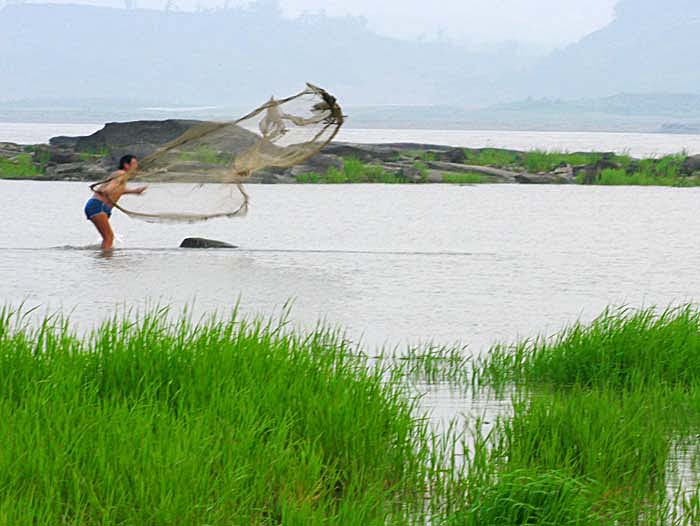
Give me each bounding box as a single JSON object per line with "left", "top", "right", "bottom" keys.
{"left": 180, "top": 238, "right": 237, "bottom": 249}
{"left": 682, "top": 154, "right": 700, "bottom": 175}
{"left": 75, "top": 119, "right": 200, "bottom": 157}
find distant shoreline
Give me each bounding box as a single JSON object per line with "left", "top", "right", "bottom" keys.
{"left": 1, "top": 120, "right": 699, "bottom": 186}
{"left": 2, "top": 122, "right": 700, "bottom": 158}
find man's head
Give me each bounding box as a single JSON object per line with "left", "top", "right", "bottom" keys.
{"left": 118, "top": 154, "right": 138, "bottom": 171}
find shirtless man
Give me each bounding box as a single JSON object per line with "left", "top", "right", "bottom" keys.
{"left": 84, "top": 154, "right": 147, "bottom": 250}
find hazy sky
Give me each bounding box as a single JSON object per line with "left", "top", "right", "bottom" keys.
{"left": 24, "top": 0, "right": 619, "bottom": 49}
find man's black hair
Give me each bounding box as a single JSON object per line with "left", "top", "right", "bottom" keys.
{"left": 119, "top": 154, "right": 136, "bottom": 170}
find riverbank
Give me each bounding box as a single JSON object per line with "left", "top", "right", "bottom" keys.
{"left": 1, "top": 304, "right": 699, "bottom": 524}
{"left": 1, "top": 119, "right": 700, "bottom": 185}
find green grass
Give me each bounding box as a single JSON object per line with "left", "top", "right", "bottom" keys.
{"left": 413, "top": 160, "right": 429, "bottom": 182}
{"left": 76, "top": 146, "right": 111, "bottom": 159}
{"left": 5, "top": 304, "right": 700, "bottom": 524}
{"left": 447, "top": 468, "right": 612, "bottom": 526}
{"left": 0, "top": 153, "right": 41, "bottom": 178}
{"left": 463, "top": 148, "right": 521, "bottom": 167}
{"left": 404, "top": 149, "right": 438, "bottom": 162}
{"left": 23, "top": 146, "right": 53, "bottom": 167}
{"left": 0, "top": 306, "right": 442, "bottom": 525}
{"left": 462, "top": 306, "right": 700, "bottom": 525}
{"left": 477, "top": 306, "right": 700, "bottom": 390}
{"left": 583, "top": 153, "right": 693, "bottom": 186}
{"left": 462, "top": 149, "right": 605, "bottom": 172}
{"left": 441, "top": 172, "right": 490, "bottom": 184}
{"left": 293, "top": 148, "right": 696, "bottom": 186}
{"left": 523, "top": 151, "right": 604, "bottom": 173}
{"left": 296, "top": 157, "right": 403, "bottom": 184}
{"left": 178, "top": 145, "right": 232, "bottom": 165}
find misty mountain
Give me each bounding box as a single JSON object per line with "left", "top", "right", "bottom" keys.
{"left": 3, "top": 0, "right": 700, "bottom": 132}
{"left": 0, "top": 3, "right": 533, "bottom": 108}
{"left": 513, "top": 0, "right": 700, "bottom": 100}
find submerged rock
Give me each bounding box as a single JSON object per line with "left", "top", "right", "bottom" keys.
{"left": 179, "top": 237, "right": 237, "bottom": 249}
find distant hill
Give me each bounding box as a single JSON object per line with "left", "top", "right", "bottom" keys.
{"left": 0, "top": 3, "right": 529, "bottom": 108}
{"left": 512, "top": 0, "right": 700, "bottom": 100}
{"left": 4, "top": 1, "right": 700, "bottom": 132}
{"left": 493, "top": 93, "right": 700, "bottom": 117}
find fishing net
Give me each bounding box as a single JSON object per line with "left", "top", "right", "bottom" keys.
{"left": 89, "top": 83, "right": 344, "bottom": 222}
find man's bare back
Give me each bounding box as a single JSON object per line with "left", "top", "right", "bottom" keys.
{"left": 84, "top": 155, "right": 146, "bottom": 250}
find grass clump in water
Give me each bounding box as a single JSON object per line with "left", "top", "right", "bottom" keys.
{"left": 478, "top": 306, "right": 700, "bottom": 390}
{"left": 0, "top": 307, "right": 438, "bottom": 525}
{"left": 447, "top": 468, "right": 609, "bottom": 526}
{"left": 461, "top": 305, "right": 700, "bottom": 524}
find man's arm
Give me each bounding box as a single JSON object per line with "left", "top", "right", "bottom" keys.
{"left": 124, "top": 185, "right": 147, "bottom": 195}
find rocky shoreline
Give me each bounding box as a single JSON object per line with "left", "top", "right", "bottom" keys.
{"left": 1, "top": 119, "right": 699, "bottom": 184}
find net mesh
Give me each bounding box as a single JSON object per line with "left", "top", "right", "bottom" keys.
{"left": 90, "top": 83, "right": 343, "bottom": 223}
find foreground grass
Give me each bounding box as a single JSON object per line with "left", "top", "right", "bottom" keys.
{"left": 460, "top": 306, "right": 700, "bottom": 525}
{"left": 0, "top": 307, "right": 442, "bottom": 525}
{"left": 4, "top": 304, "right": 700, "bottom": 525}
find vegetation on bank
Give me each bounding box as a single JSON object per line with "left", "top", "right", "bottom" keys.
{"left": 2, "top": 303, "right": 700, "bottom": 524}
{"left": 0, "top": 142, "right": 698, "bottom": 186}
{"left": 296, "top": 157, "right": 403, "bottom": 184}
{"left": 295, "top": 150, "right": 698, "bottom": 186}
{"left": 178, "top": 145, "right": 233, "bottom": 165}
{"left": 0, "top": 153, "right": 40, "bottom": 178}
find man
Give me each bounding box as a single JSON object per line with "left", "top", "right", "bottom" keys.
{"left": 84, "top": 154, "right": 147, "bottom": 250}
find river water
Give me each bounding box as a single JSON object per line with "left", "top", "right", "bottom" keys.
{"left": 3, "top": 122, "right": 700, "bottom": 508}
{"left": 3, "top": 180, "right": 700, "bottom": 351}
{"left": 3, "top": 122, "right": 700, "bottom": 349}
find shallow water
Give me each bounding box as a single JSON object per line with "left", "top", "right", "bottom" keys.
{"left": 3, "top": 180, "right": 700, "bottom": 351}
{"left": 4, "top": 175, "right": 700, "bottom": 514}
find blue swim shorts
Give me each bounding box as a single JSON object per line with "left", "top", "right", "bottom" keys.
{"left": 84, "top": 198, "right": 113, "bottom": 220}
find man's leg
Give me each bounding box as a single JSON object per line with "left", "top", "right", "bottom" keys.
{"left": 89, "top": 213, "right": 114, "bottom": 250}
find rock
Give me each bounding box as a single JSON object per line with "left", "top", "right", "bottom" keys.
{"left": 49, "top": 136, "right": 79, "bottom": 148}
{"left": 425, "top": 170, "right": 444, "bottom": 183}
{"left": 515, "top": 172, "right": 574, "bottom": 184}
{"left": 399, "top": 164, "right": 425, "bottom": 183}
{"left": 322, "top": 143, "right": 397, "bottom": 162}
{"left": 260, "top": 172, "right": 285, "bottom": 184}
{"left": 552, "top": 164, "right": 575, "bottom": 180}
{"left": 179, "top": 238, "right": 237, "bottom": 249}
{"left": 682, "top": 154, "right": 700, "bottom": 175}
{"left": 44, "top": 161, "right": 109, "bottom": 181}
{"left": 70, "top": 119, "right": 259, "bottom": 162}
{"left": 595, "top": 158, "right": 622, "bottom": 171}
{"left": 425, "top": 160, "right": 518, "bottom": 183}
{"left": 48, "top": 148, "right": 81, "bottom": 164}
{"left": 435, "top": 148, "right": 467, "bottom": 164}
{"left": 288, "top": 153, "right": 343, "bottom": 176}
{"left": 0, "top": 142, "right": 24, "bottom": 158}
{"left": 573, "top": 165, "right": 597, "bottom": 184}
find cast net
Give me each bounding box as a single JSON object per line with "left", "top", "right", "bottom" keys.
{"left": 90, "top": 83, "right": 343, "bottom": 222}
